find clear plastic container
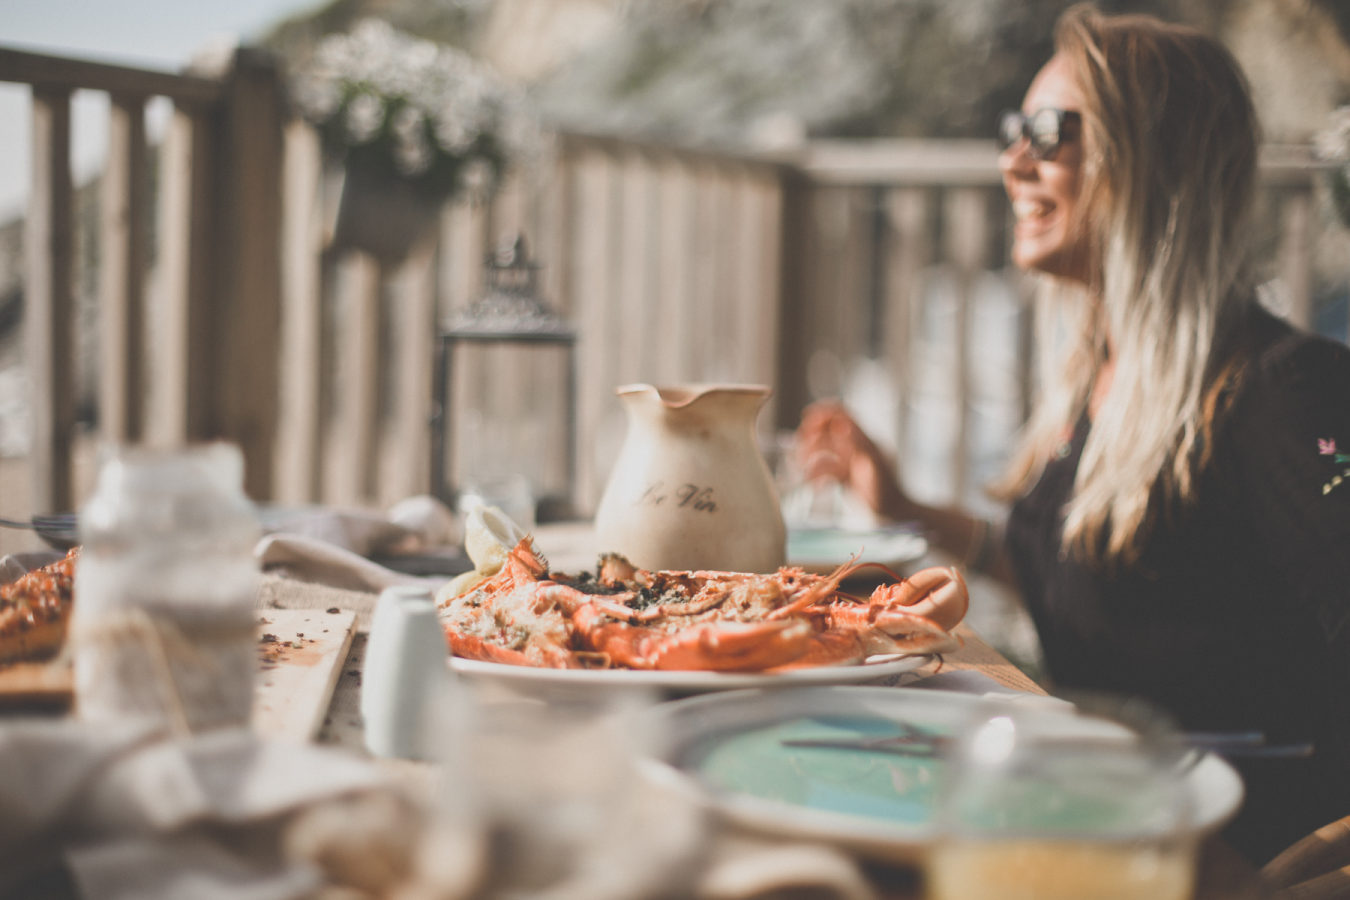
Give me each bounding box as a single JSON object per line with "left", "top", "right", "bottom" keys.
{"left": 72, "top": 443, "right": 261, "bottom": 733}
{"left": 928, "top": 696, "right": 1199, "bottom": 900}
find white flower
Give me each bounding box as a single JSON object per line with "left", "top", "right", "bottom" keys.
{"left": 391, "top": 105, "right": 433, "bottom": 175}
{"left": 1314, "top": 106, "right": 1350, "bottom": 162}
{"left": 289, "top": 18, "right": 540, "bottom": 200}
{"left": 343, "top": 92, "right": 385, "bottom": 145}
{"left": 459, "top": 158, "right": 495, "bottom": 197}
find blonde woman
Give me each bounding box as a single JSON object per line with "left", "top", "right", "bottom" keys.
{"left": 797, "top": 4, "right": 1350, "bottom": 863}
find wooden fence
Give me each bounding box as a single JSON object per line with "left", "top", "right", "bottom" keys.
{"left": 0, "top": 44, "right": 1337, "bottom": 521}
{"left": 0, "top": 45, "right": 286, "bottom": 514}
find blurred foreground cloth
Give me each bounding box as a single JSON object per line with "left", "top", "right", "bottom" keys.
{"left": 0, "top": 720, "right": 388, "bottom": 900}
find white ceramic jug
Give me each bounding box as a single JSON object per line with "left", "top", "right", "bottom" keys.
{"left": 594, "top": 383, "right": 786, "bottom": 573}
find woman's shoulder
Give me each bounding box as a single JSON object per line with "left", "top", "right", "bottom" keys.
{"left": 1234, "top": 307, "right": 1350, "bottom": 407}
{"left": 1215, "top": 307, "right": 1350, "bottom": 493}
{"left": 1208, "top": 309, "right": 1350, "bottom": 615}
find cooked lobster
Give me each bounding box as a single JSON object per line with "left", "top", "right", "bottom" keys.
{"left": 437, "top": 539, "right": 966, "bottom": 672}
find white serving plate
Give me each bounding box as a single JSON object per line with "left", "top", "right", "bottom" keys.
{"left": 448, "top": 652, "right": 931, "bottom": 695}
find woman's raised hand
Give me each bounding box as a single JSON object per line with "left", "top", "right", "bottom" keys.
{"left": 794, "top": 401, "right": 907, "bottom": 520}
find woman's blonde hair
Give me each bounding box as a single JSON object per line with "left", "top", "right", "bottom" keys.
{"left": 994, "top": 4, "right": 1262, "bottom": 563}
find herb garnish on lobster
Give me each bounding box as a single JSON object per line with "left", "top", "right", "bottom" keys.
{"left": 436, "top": 538, "right": 967, "bottom": 672}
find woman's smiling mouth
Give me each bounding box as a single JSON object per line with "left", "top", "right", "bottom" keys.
{"left": 1012, "top": 198, "right": 1059, "bottom": 236}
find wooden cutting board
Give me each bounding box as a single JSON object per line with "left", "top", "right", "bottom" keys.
{"left": 253, "top": 607, "right": 358, "bottom": 741}
{"left": 0, "top": 659, "right": 73, "bottom": 707}
{"left": 0, "top": 608, "right": 359, "bottom": 742}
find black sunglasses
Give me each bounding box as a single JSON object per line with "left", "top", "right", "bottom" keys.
{"left": 998, "top": 108, "right": 1081, "bottom": 161}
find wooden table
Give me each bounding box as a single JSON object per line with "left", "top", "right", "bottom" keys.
{"left": 0, "top": 525, "right": 1269, "bottom": 898}
{"left": 301, "top": 520, "right": 1271, "bottom": 899}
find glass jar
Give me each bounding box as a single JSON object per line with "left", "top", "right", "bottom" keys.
{"left": 72, "top": 443, "right": 261, "bottom": 733}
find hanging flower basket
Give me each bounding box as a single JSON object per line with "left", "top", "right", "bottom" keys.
{"left": 289, "top": 19, "right": 542, "bottom": 260}
{"left": 332, "top": 157, "right": 445, "bottom": 263}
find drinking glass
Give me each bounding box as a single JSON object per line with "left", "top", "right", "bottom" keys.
{"left": 771, "top": 429, "right": 873, "bottom": 529}
{"left": 928, "top": 696, "right": 1199, "bottom": 900}
{"left": 457, "top": 473, "right": 536, "bottom": 532}
{"left": 442, "top": 683, "right": 704, "bottom": 900}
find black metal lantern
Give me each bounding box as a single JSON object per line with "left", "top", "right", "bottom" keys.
{"left": 431, "top": 234, "right": 577, "bottom": 525}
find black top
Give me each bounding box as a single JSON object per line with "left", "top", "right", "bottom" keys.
{"left": 1006, "top": 308, "right": 1350, "bottom": 864}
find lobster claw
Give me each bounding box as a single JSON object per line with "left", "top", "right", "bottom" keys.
{"left": 868, "top": 566, "right": 969, "bottom": 632}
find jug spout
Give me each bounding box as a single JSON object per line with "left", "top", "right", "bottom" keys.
{"left": 594, "top": 383, "right": 786, "bottom": 573}
{"left": 616, "top": 383, "right": 769, "bottom": 406}
{"left": 615, "top": 384, "right": 772, "bottom": 422}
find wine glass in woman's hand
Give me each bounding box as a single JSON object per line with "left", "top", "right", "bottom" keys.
{"left": 794, "top": 401, "right": 902, "bottom": 522}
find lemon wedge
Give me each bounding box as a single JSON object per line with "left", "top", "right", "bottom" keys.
{"left": 436, "top": 505, "right": 534, "bottom": 607}
{"left": 463, "top": 504, "right": 530, "bottom": 576}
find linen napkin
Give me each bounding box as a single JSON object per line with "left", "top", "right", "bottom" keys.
{"left": 256, "top": 495, "right": 458, "bottom": 593}
{"left": 262, "top": 495, "right": 459, "bottom": 558}
{"left": 255, "top": 532, "right": 444, "bottom": 594}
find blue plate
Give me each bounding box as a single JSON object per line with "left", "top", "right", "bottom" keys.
{"left": 642, "top": 686, "right": 1244, "bottom": 863}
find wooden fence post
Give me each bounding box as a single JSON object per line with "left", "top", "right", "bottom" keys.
{"left": 773, "top": 169, "right": 815, "bottom": 429}
{"left": 883, "top": 186, "right": 932, "bottom": 474}
{"left": 99, "top": 92, "right": 150, "bottom": 445}
{"left": 944, "top": 187, "right": 993, "bottom": 505}
{"left": 25, "top": 85, "right": 75, "bottom": 515}
{"left": 210, "top": 47, "right": 285, "bottom": 501}
{"left": 1278, "top": 188, "right": 1314, "bottom": 330}
{"left": 326, "top": 252, "right": 381, "bottom": 505}
{"left": 151, "top": 103, "right": 216, "bottom": 448}
{"left": 275, "top": 120, "right": 327, "bottom": 504}
{"left": 379, "top": 235, "right": 438, "bottom": 506}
